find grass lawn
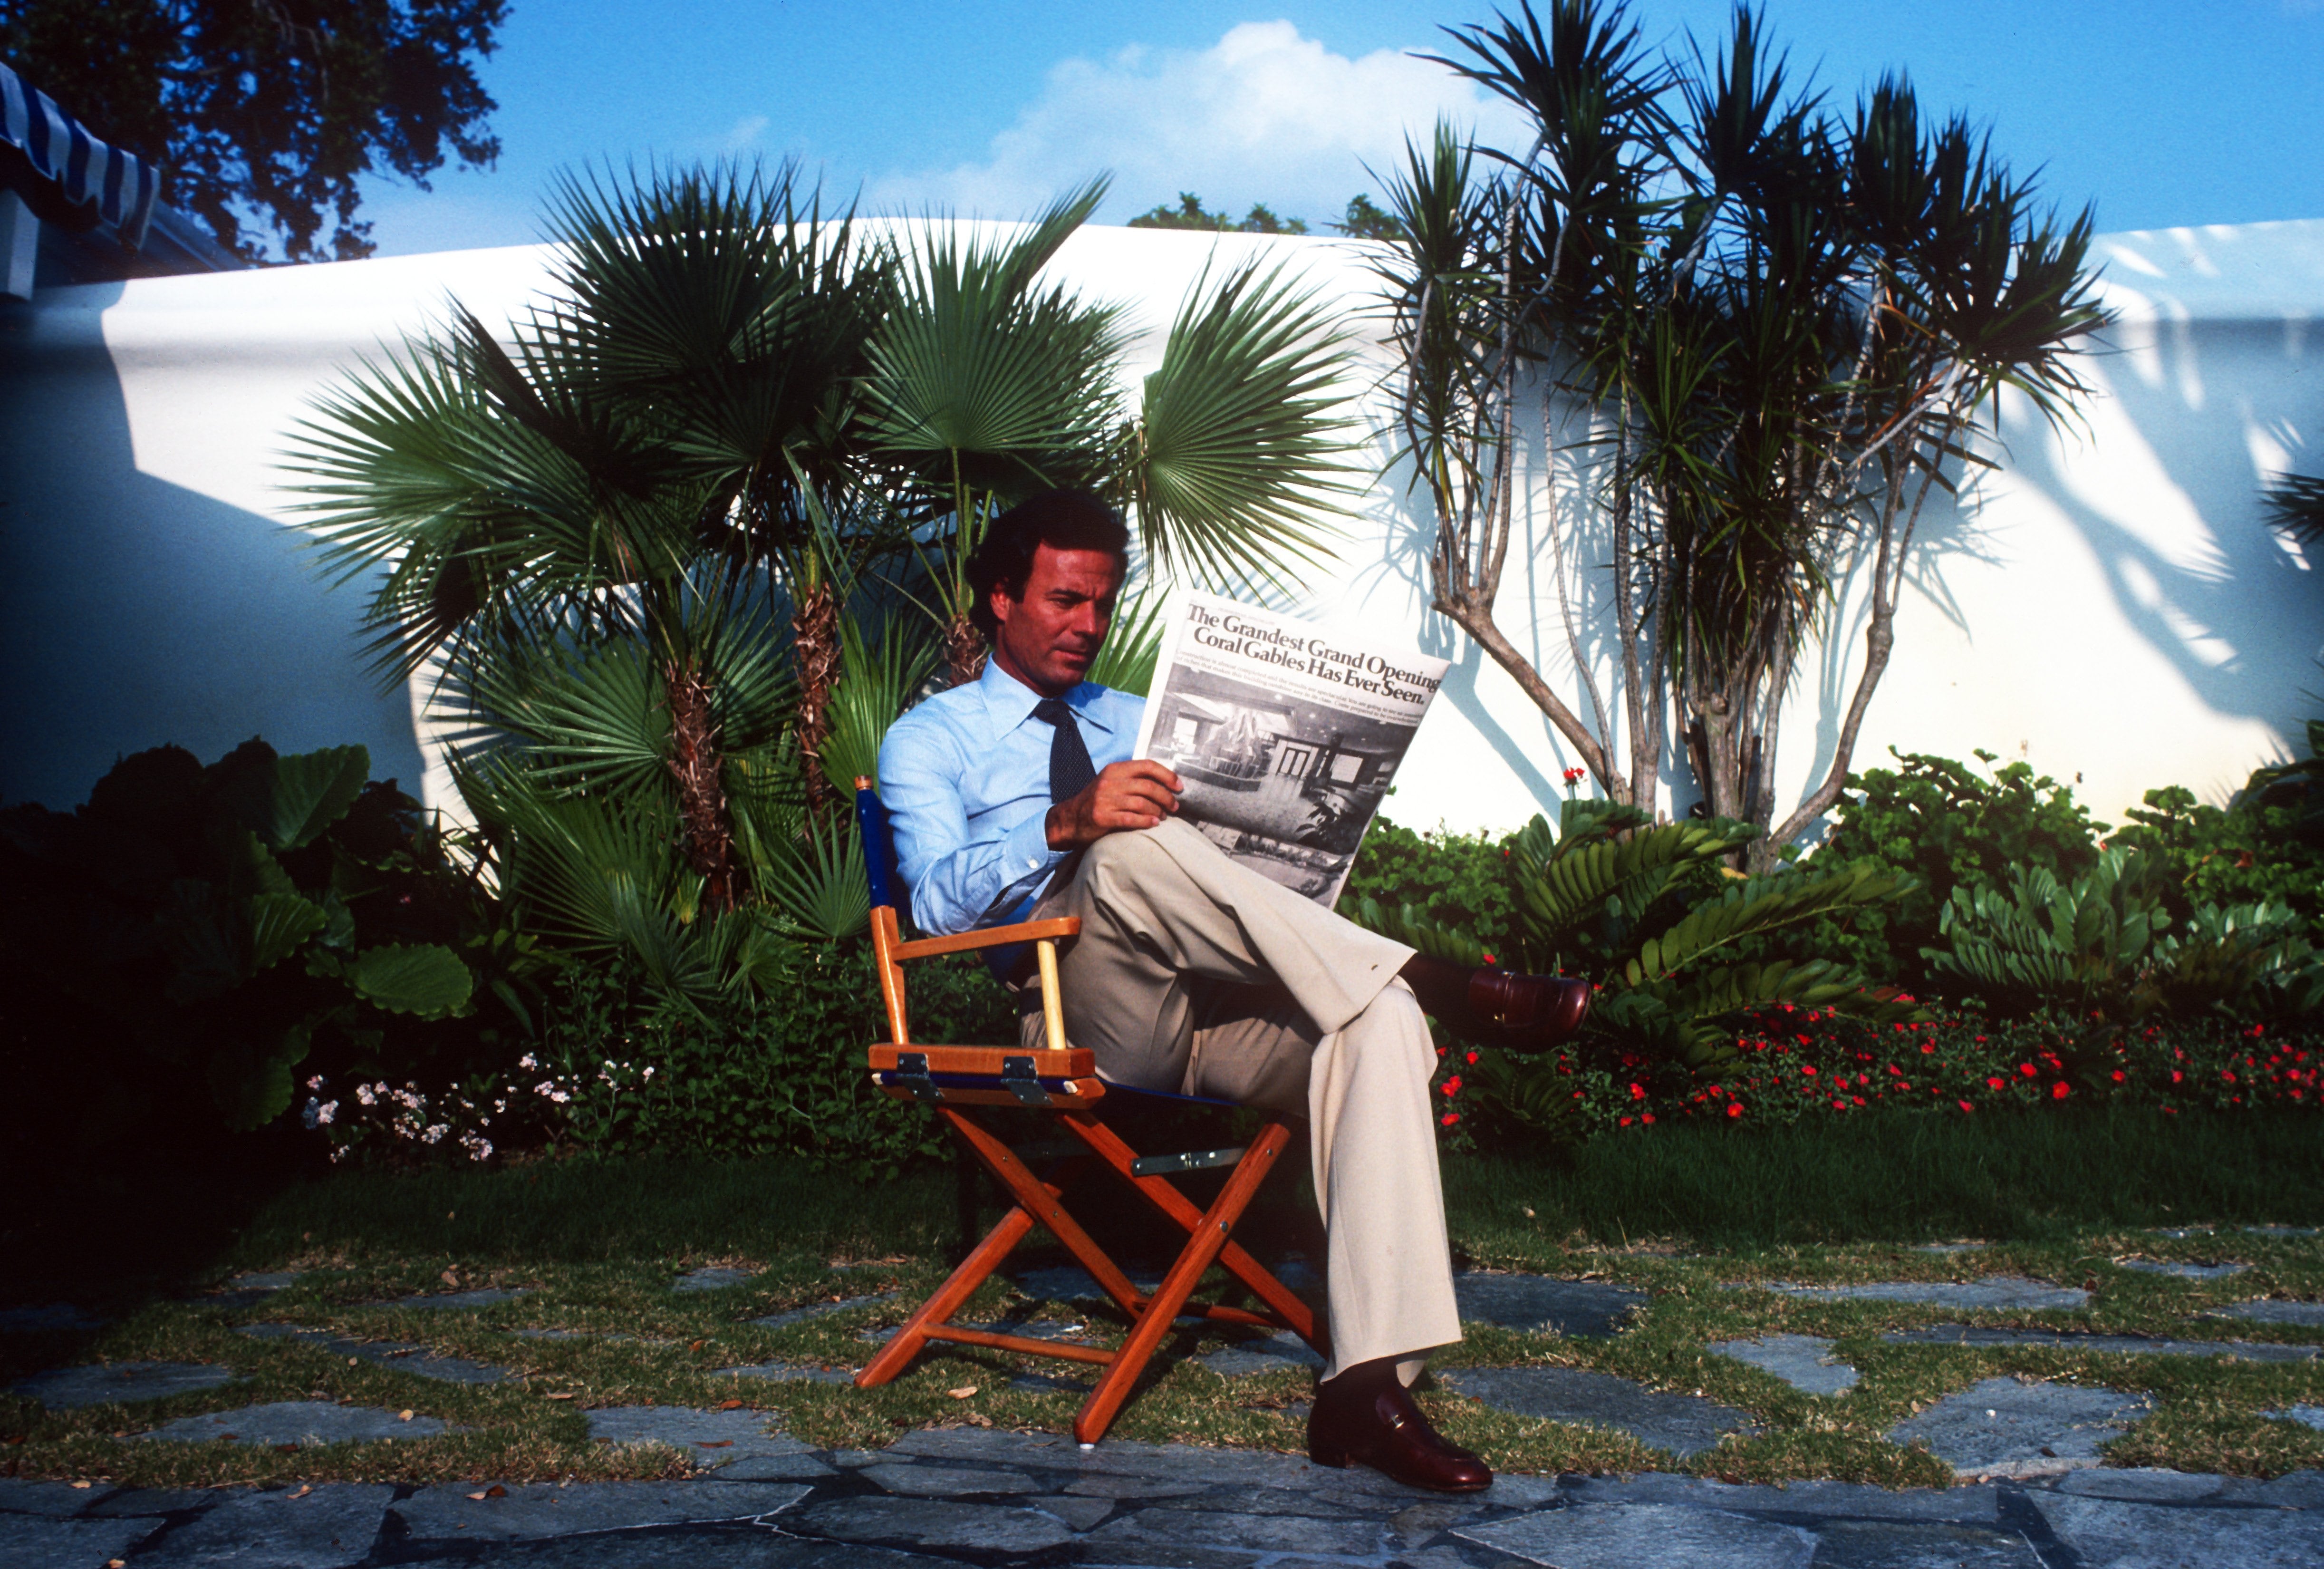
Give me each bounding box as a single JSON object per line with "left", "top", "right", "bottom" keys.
{"left": 5, "top": 1108, "right": 2321, "bottom": 1489}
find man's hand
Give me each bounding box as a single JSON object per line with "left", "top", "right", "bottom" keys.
{"left": 1046, "top": 760, "right": 1182, "bottom": 851}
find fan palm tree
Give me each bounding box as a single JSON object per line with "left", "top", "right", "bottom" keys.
{"left": 291, "top": 160, "right": 1361, "bottom": 1003}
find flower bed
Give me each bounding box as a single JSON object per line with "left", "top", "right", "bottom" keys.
{"left": 1437, "top": 1000, "right": 2323, "bottom": 1143}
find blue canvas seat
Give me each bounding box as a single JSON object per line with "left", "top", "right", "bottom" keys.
{"left": 849, "top": 777, "right": 1323, "bottom": 1443}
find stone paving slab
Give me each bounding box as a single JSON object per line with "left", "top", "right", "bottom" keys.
{"left": 2029, "top": 1489, "right": 2324, "bottom": 1568}
{"left": 585, "top": 1405, "right": 827, "bottom": 1477}
{"left": 1887, "top": 1325, "right": 2318, "bottom": 1360}
{"left": 2213, "top": 1298, "right": 2324, "bottom": 1326}
{"left": 2119, "top": 1259, "right": 2251, "bottom": 1279}
{"left": 1451, "top": 1271, "right": 1647, "bottom": 1336}
{"left": 389, "top": 1287, "right": 526, "bottom": 1310}
{"left": 138, "top": 1401, "right": 448, "bottom": 1446}
{"left": 1195, "top": 1327, "right": 1327, "bottom": 1376}
{"left": 1707, "top": 1334, "right": 1859, "bottom": 1395}
{"left": 673, "top": 1267, "right": 758, "bottom": 1293}
{"left": 394, "top": 1480, "right": 810, "bottom": 1540}
{"left": 1439, "top": 1366, "right": 1758, "bottom": 1457}
{"left": 2269, "top": 1405, "right": 2324, "bottom": 1430}
{"left": 14, "top": 1360, "right": 243, "bottom": 1408}
{"left": 1886, "top": 1376, "right": 2149, "bottom": 1478}
{"left": 716, "top": 1361, "right": 856, "bottom": 1385}
{"left": 0, "top": 1510, "right": 153, "bottom": 1569}
{"left": 234, "top": 1323, "right": 511, "bottom": 1383}
{"left": 0, "top": 1480, "right": 120, "bottom": 1517}
{"left": 0, "top": 1304, "right": 103, "bottom": 1333}
{"left": 202, "top": 1272, "right": 305, "bottom": 1310}
{"left": 791, "top": 1495, "right": 1080, "bottom": 1554}
{"left": 1749, "top": 1276, "right": 2092, "bottom": 1309}
{"left": 133, "top": 1482, "right": 394, "bottom": 1568}
{"left": 856, "top": 1462, "right": 1043, "bottom": 1496}
{"left": 1459, "top": 1502, "right": 1819, "bottom": 1568}
{"left": 751, "top": 1291, "right": 896, "bottom": 1328}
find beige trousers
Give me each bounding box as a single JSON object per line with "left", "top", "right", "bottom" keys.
{"left": 1019, "top": 818, "right": 1463, "bottom": 1380}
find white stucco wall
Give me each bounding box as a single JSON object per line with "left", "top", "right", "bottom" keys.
{"left": 4, "top": 219, "right": 2319, "bottom": 835}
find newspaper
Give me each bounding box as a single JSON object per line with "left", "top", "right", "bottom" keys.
{"left": 1130, "top": 593, "right": 1449, "bottom": 906}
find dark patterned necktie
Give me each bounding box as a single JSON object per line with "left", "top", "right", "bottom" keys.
{"left": 1034, "top": 697, "right": 1097, "bottom": 802}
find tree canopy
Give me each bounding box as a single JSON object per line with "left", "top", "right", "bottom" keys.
{"left": 1, "top": 0, "right": 506, "bottom": 262}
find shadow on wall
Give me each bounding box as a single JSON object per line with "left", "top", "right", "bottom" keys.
{"left": 2005, "top": 311, "right": 2324, "bottom": 753}
{"left": 0, "top": 289, "right": 423, "bottom": 811}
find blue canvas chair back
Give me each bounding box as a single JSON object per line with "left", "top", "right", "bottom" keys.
{"left": 853, "top": 782, "right": 907, "bottom": 927}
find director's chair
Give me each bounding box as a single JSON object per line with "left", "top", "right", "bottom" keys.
{"left": 849, "top": 777, "right": 1325, "bottom": 1444}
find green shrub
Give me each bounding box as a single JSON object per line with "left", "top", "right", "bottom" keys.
{"left": 2112, "top": 781, "right": 2324, "bottom": 933}
{"left": 1339, "top": 815, "right": 1523, "bottom": 959}
{"left": 0, "top": 742, "right": 536, "bottom": 1176}
{"left": 311, "top": 943, "right": 1020, "bottom": 1177}
{"left": 1802, "top": 749, "right": 2110, "bottom": 987}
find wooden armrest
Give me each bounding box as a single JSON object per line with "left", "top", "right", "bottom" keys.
{"left": 890, "top": 916, "right": 1080, "bottom": 962}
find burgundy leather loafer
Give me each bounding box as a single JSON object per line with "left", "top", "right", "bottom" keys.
{"left": 1467, "top": 969, "right": 1592, "bottom": 1050}
{"left": 1308, "top": 1378, "right": 1492, "bottom": 1492}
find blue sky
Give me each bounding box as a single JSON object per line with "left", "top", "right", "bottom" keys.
{"left": 358, "top": 0, "right": 2324, "bottom": 256}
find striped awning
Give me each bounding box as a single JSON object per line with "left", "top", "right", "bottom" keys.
{"left": 1, "top": 61, "right": 160, "bottom": 248}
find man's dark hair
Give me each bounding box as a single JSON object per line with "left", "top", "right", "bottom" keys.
{"left": 966, "top": 489, "right": 1131, "bottom": 639}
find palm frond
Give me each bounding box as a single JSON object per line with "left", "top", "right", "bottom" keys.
{"left": 1132, "top": 261, "right": 1358, "bottom": 593}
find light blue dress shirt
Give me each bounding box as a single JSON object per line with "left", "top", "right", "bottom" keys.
{"left": 877, "top": 659, "right": 1146, "bottom": 936}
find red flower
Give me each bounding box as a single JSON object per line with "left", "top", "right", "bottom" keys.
{"left": 2051, "top": 1081, "right": 2070, "bottom": 1100}
{"left": 1465, "top": 1050, "right": 1479, "bottom": 1065}
{"left": 1440, "top": 1112, "right": 1460, "bottom": 1127}
{"left": 1641, "top": 1113, "right": 1656, "bottom": 1124}
{"left": 1802, "top": 1065, "right": 1818, "bottom": 1077}
{"left": 1958, "top": 1100, "right": 1976, "bottom": 1113}
{"left": 1920, "top": 1043, "right": 1935, "bottom": 1055}
{"left": 1482, "top": 952, "right": 1495, "bottom": 965}
{"left": 1619, "top": 1115, "right": 1634, "bottom": 1127}
{"left": 2017, "top": 1063, "right": 2038, "bottom": 1078}
{"left": 1562, "top": 766, "right": 1587, "bottom": 784}
{"left": 1630, "top": 1082, "right": 1646, "bottom": 1100}
{"left": 1441, "top": 1075, "right": 1464, "bottom": 1096}
{"left": 1726, "top": 1103, "right": 1743, "bottom": 1118}
{"left": 1986, "top": 1077, "right": 2006, "bottom": 1091}
{"left": 2111, "top": 1069, "right": 2126, "bottom": 1083}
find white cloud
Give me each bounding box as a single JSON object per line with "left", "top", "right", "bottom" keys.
{"left": 868, "top": 20, "right": 1531, "bottom": 228}
{"left": 722, "top": 114, "right": 771, "bottom": 155}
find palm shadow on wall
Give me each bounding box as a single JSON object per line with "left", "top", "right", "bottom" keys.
{"left": 0, "top": 287, "right": 423, "bottom": 812}
{"left": 1995, "top": 310, "right": 2324, "bottom": 766}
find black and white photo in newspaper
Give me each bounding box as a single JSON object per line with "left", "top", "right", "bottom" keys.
{"left": 1131, "top": 594, "right": 1450, "bottom": 906}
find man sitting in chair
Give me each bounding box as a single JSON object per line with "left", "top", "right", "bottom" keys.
{"left": 878, "top": 489, "right": 1590, "bottom": 1493}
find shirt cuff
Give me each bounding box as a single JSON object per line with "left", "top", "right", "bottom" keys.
{"left": 1000, "top": 810, "right": 1066, "bottom": 884}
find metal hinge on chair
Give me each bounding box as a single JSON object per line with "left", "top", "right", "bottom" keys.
{"left": 1000, "top": 1055, "right": 1052, "bottom": 1108}
{"left": 895, "top": 1051, "right": 941, "bottom": 1103}
{"left": 1130, "top": 1146, "right": 1247, "bottom": 1178}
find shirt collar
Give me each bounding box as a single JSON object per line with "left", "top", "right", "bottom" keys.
{"left": 977, "top": 658, "right": 1119, "bottom": 735}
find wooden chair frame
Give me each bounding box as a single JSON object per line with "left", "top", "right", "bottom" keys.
{"left": 849, "top": 778, "right": 1323, "bottom": 1445}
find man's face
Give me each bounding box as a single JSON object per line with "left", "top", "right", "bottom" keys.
{"left": 988, "top": 543, "right": 1125, "bottom": 697}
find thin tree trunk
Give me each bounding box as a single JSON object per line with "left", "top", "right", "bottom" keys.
{"left": 944, "top": 615, "right": 987, "bottom": 689}
{"left": 792, "top": 580, "right": 842, "bottom": 822}
{"left": 664, "top": 654, "right": 740, "bottom": 911}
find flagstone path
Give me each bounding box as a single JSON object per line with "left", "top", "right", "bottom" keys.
{"left": 10, "top": 1266, "right": 2324, "bottom": 1565}
{"left": 5, "top": 1426, "right": 2321, "bottom": 1567}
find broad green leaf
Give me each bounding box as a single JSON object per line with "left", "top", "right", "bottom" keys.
{"left": 218, "top": 745, "right": 372, "bottom": 852}
{"left": 158, "top": 879, "right": 243, "bottom": 1003}
{"left": 349, "top": 943, "right": 475, "bottom": 1018}
{"left": 248, "top": 891, "right": 328, "bottom": 972}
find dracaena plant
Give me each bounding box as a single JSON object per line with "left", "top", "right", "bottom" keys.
{"left": 1379, "top": 0, "right": 2112, "bottom": 870}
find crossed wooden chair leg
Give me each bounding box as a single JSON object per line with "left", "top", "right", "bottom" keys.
{"left": 855, "top": 1106, "right": 1323, "bottom": 1445}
